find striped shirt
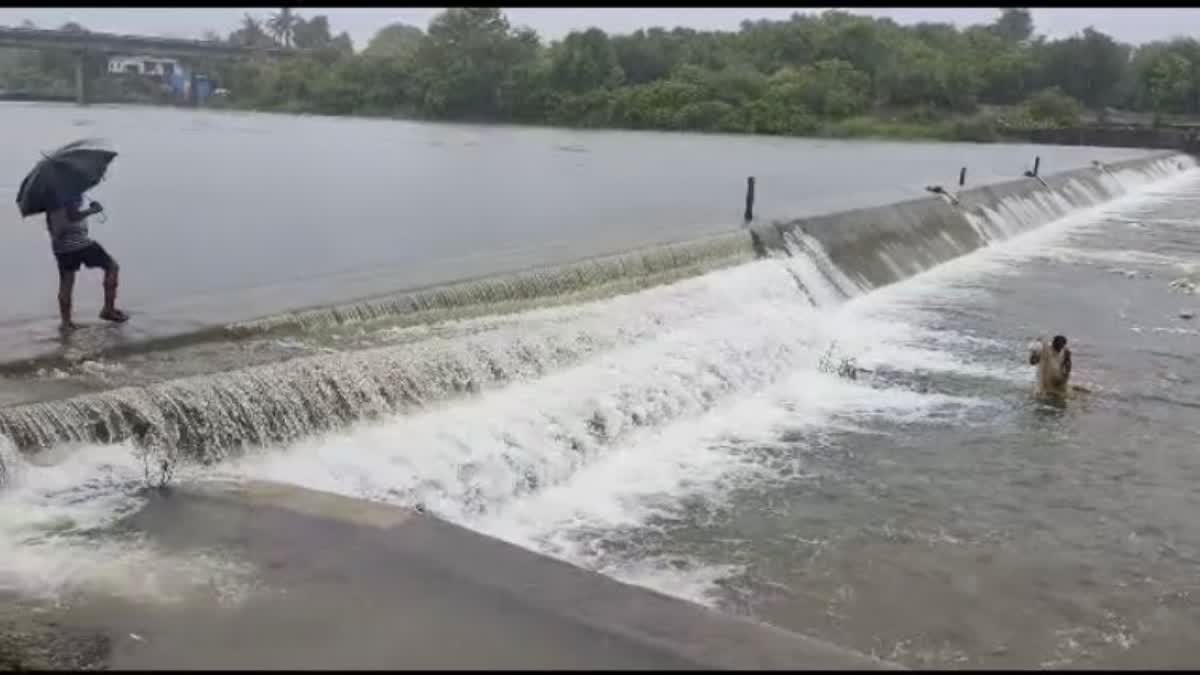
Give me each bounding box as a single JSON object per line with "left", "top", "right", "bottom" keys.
{"left": 45, "top": 197, "right": 94, "bottom": 254}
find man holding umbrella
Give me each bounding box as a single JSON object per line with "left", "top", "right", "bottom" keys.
{"left": 46, "top": 192, "right": 127, "bottom": 328}
{"left": 16, "top": 139, "right": 129, "bottom": 329}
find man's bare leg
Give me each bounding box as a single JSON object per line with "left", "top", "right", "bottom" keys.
{"left": 99, "top": 262, "right": 128, "bottom": 323}
{"left": 58, "top": 269, "right": 78, "bottom": 330}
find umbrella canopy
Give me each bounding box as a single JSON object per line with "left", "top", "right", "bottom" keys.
{"left": 15, "top": 138, "right": 118, "bottom": 218}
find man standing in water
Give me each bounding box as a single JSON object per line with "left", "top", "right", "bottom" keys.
{"left": 1028, "top": 335, "right": 1072, "bottom": 399}
{"left": 46, "top": 192, "right": 128, "bottom": 329}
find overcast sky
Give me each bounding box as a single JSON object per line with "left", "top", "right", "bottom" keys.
{"left": 2, "top": 7, "right": 1198, "bottom": 52}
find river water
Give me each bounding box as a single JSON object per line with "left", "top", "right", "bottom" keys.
{"left": 1, "top": 103, "right": 1198, "bottom": 668}
{"left": 0, "top": 102, "right": 1151, "bottom": 363}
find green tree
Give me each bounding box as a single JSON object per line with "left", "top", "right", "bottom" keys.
{"left": 229, "top": 14, "right": 276, "bottom": 49}
{"left": 498, "top": 55, "right": 558, "bottom": 121}
{"left": 549, "top": 28, "right": 623, "bottom": 94}
{"left": 1025, "top": 86, "right": 1084, "bottom": 126}
{"left": 330, "top": 32, "right": 354, "bottom": 55}
{"left": 976, "top": 49, "right": 1035, "bottom": 104}
{"left": 364, "top": 23, "right": 425, "bottom": 60}
{"left": 292, "top": 15, "right": 331, "bottom": 49}
{"left": 990, "top": 8, "right": 1034, "bottom": 45}
{"left": 412, "top": 8, "right": 541, "bottom": 119}
{"left": 673, "top": 63, "right": 767, "bottom": 106}
{"left": 18, "top": 6, "right": 1193, "bottom": 143}
{"left": 767, "top": 59, "right": 871, "bottom": 119}
{"left": 1131, "top": 39, "right": 1200, "bottom": 114}
{"left": 1035, "top": 28, "right": 1130, "bottom": 108}
{"left": 610, "top": 29, "right": 683, "bottom": 85}
{"left": 288, "top": 14, "right": 353, "bottom": 60}
{"left": 268, "top": 8, "right": 297, "bottom": 48}
{"left": 609, "top": 79, "right": 706, "bottom": 129}
{"left": 814, "top": 13, "right": 893, "bottom": 85}
{"left": 1147, "top": 52, "right": 1193, "bottom": 115}
{"left": 911, "top": 22, "right": 962, "bottom": 53}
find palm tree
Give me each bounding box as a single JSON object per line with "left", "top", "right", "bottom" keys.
{"left": 240, "top": 13, "right": 266, "bottom": 45}
{"left": 268, "top": 8, "right": 297, "bottom": 48}
{"left": 231, "top": 13, "right": 272, "bottom": 48}
{"left": 241, "top": 14, "right": 263, "bottom": 36}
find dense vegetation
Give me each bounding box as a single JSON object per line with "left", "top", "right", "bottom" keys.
{"left": 5, "top": 8, "right": 1200, "bottom": 142}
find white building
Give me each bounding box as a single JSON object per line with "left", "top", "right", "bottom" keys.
{"left": 107, "top": 55, "right": 184, "bottom": 78}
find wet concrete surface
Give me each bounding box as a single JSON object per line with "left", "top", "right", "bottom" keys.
{"left": 45, "top": 481, "right": 895, "bottom": 670}
{"left": 0, "top": 597, "right": 110, "bottom": 671}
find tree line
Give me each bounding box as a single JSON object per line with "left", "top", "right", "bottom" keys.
{"left": 5, "top": 8, "right": 1200, "bottom": 141}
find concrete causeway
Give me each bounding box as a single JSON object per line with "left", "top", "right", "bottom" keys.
{"left": 47, "top": 481, "right": 898, "bottom": 670}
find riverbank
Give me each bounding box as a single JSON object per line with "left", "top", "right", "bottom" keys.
{"left": 7, "top": 87, "right": 1191, "bottom": 149}
{"left": 215, "top": 98, "right": 1044, "bottom": 145}
{"left": 0, "top": 92, "right": 1021, "bottom": 142}
{"left": 119, "top": 95, "right": 1200, "bottom": 149}
{"left": 0, "top": 91, "right": 196, "bottom": 107}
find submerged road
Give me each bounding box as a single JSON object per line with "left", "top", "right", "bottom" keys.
{"left": 45, "top": 482, "right": 895, "bottom": 670}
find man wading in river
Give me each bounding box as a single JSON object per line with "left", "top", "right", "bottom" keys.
{"left": 1028, "top": 335, "right": 1072, "bottom": 400}
{"left": 46, "top": 192, "right": 128, "bottom": 329}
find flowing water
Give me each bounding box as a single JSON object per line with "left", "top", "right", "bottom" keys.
{"left": 1, "top": 106, "right": 1198, "bottom": 668}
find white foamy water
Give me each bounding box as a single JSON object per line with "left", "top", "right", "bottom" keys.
{"left": 0, "top": 439, "right": 257, "bottom": 606}
{"left": 1, "top": 164, "right": 1197, "bottom": 610}
{"left": 0, "top": 251, "right": 990, "bottom": 605}
{"left": 201, "top": 284, "right": 992, "bottom": 604}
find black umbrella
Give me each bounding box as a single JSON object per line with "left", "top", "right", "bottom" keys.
{"left": 15, "top": 138, "right": 118, "bottom": 218}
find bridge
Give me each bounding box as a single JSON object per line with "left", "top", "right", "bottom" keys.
{"left": 0, "top": 25, "right": 305, "bottom": 105}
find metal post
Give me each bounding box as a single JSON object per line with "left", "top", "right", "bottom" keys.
{"left": 743, "top": 176, "right": 755, "bottom": 225}
{"left": 1033, "top": 156, "right": 1041, "bottom": 177}
{"left": 958, "top": 167, "right": 967, "bottom": 188}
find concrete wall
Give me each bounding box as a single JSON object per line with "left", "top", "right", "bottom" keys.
{"left": 751, "top": 151, "right": 1188, "bottom": 292}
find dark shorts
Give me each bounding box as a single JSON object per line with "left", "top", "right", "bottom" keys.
{"left": 54, "top": 242, "right": 116, "bottom": 273}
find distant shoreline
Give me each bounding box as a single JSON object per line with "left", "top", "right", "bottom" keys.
{"left": 0, "top": 91, "right": 74, "bottom": 103}
{"left": 0, "top": 91, "right": 199, "bottom": 107}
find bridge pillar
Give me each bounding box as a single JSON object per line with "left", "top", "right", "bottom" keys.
{"left": 188, "top": 69, "right": 199, "bottom": 107}
{"left": 74, "top": 51, "right": 89, "bottom": 106}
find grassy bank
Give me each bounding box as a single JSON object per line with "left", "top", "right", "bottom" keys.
{"left": 212, "top": 94, "right": 1044, "bottom": 145}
